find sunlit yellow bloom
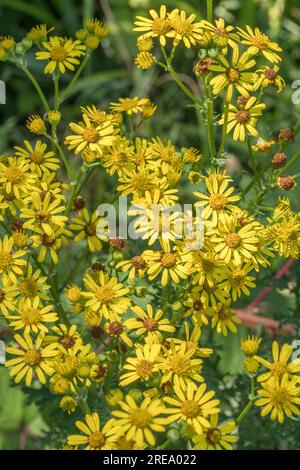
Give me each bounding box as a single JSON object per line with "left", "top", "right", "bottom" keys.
{"left": 237, "top": 25, "right": 282, "bottom": 63}
{"left": 169, "top": 323, "right": 213, "bottom": 358}
{"left": 120, "top": 342, "right": 161, "bottom": 386}
{"left": 252, "top": 138, "right": 275, "bottom": 153}
{"left": 194, "top": 174, "right": 240, "bottom": 226}
{"left": 26, "top": 24, "right": 54, "bottom": 43}
{"left": 110, "top": 97, "right": 149, "bottom": 115}
{"left": 168, "top": 9, "right": 203, "bottom": 48}
{"left": 183, "top": 286, "right": 209, "bottom": 326}
{"left": 70, "top": 208, "right": 107, "bottom": 252}
{"left": 82, "top": 271, "right": 130, "bottom": 320}
{"left": 255, "top": 376, "right": 300, "bottom": 423}
{"left": 65, "top": 114, "right": 116, "bottom": 155}
{"left": 68, "top": 412, "right": 121, "bottom": 450}
{"left": 159, "top": 343, "right": 203, "bottom": 390}
{"left": 209, "top": 50, "right": 257, "bottom": 100}
{"left": 219, "top": 263, "right": 256, "bottom": 301}
{"left": 124, "top": 304, "right": 175, "bottom": 340}
{"left": 254, "top": 65, "right": 285, "bottom": 92}
{"left": 0, "top": 157, "right": 37, "bottom": 199}
{"left": 220, "top": 96, "right": 266, "bottom": 142}
{"left": 31, "top": 226, "right": 67, "bottom": 264}
{"left": 208, "top": 301, "right": 241, "bottom": 335}
{"left": 102, "top": 136, "right": 134, "bottom": 176}
{"left": 133, "top": 5, "right": 173, "bottom": 47}
{"left": 117, "top": 165, "right": 162, "bottom": 198}
{"left": 8, "top": 297, "right": 58, "bottom": 334}
{"left": 84, "top": 18, "right": 109, "bottom": 39}
{"left": 241, "top": 335, "right": 262, "bottom": 356}
{"left": 6, "top": 333, "right": 58, "bottom": 386}
{"left": 0, "top": 235, "right": 27, "bottom": 283}
{"left": 144, "top": 243, "right": 191, "bottom": 286}
{"left": 14, "top": 140, "right": 60, "bottom": 176}
{"left": 164, "top": 382, "right": 220, "bottom": 434}
{"left": 265, "top": 213, "right": 300, "bottom": 258}
{"left": 0, "top": 278, "right": 18, "bottom": 316}
{"left": 36, "top": 36, "right": 86, "bottom": 73}
{"left": 193, "top": 414, "right": 237, "bottom": 450}
{"left": 135, "top": 51, "right": 155, "bottom": 69}
{"left": 20, "top": 192, "right": 67, "bottom": 237}
{"left": 116, "top": 254, "right": 146, "bottom": 280}
{"left": 255, "top": 341, "right": 300, "bottom": 384}
{"left": 111, "top": 394, "right": 166, "bottom": 447}
{"left": 200, "top": 18, "right": 240, "bottom": 50}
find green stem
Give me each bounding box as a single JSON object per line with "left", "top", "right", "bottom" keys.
{"left": 203, "top": 77, "right": 216, "bottom": 159}
{"left": 217, "top": 99, "right": 229, "bottom": 157}
{"left": 207, "top": 0, "right": 213, "bottom": 22}
{"left": 59, "top": 55, "right": 91, "bottom": 104}
{"left": 31, "top": 253, "right": 70, "bottom": 327}
{"left": 161, "top": 47, "right": 202, "bottom": 107}
{"left": 46, "top": 133, "right": 74, "bottom": 181}
{"left": 247, "top": 136, "right": 263, "bottom": 189}
{"left": 236, "top": 377, "right": 255, "bottom": 426}
{"left": 54, "top": 72, "right": 60, "bottom": 111}
{"left": 20, "top": 65, "right": 50, "bottom": 111}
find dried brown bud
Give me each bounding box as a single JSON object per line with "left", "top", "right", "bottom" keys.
{"left": 279, "top": 128, "right": 294, "bottom": 143}
{"left": 90, "top": 326, "right": 104, "bottom": 339}
{"left": 91, "top": 262, "right": 106, "bottom": 272}
{"left": 109, "top": 237, "right": 127, "bottom": 250}
{"left": 272, "top": 152, "right": 287, "bottom": 168}
{"left": 237, "top": 96, "right": 250, "bottom": 108}
{"left": 73, "top": 196, "right": 86, "bottom": 211}
{"left": 11, "top": 218, "right": 24, "bottom": 231}
{"left": 278, "top": 176, "right": 295, "bottom": 191}
{"left": 193, "top": 58, "right": 215, "bottom": 76}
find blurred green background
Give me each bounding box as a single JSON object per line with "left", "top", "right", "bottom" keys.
{"left": 0, "top": 0, "right": 300, "bottom": 450}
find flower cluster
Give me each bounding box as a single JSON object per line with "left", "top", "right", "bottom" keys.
{"left": 1, "top": 5, "right": 300, "bottom": 452}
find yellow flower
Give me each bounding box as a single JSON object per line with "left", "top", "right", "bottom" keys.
{"left": 60, "top": 395, "right": 77, "bottom": 413}
{"left": 117, "top": 165, "right": 162, "bottom": 198}
{"left": 164, "top": 382, "right": 220, "bottom": 434}
{"left": 237, "top": 25, "right": 282, "bottom": 63}
{"left": 0, "top": 278, "right": 18, "bottom": 316}
{"left": 6, "top": 333, "right": 58, "bottom": 386}
{"left": 26, "top": 115, "right": 46, "bottom": 135}
{"left": 0, "top": 235, "right": 27, "bottom": 283}
{"left": 265, "top": 213, "right": 300, "bottom": 258}
{"left": 84, "top": 18, "right": 109, "bottom": 39}
{"left": 209, "top": 49, "right": 257, "bottom": 101}
{"left": 183, "top": 287, "right": 209, "bottom": 326}
{"left": 148, "top": 137, "right": 180, "bottom": 175}
{"left": 255, "top": 376, "right": 300, "bottom": 423}
{"left": 219, "top": 263, "right": 256, "bottom": 301}
{"left": 251, "top": 138, "right": 275, "bottom": 153}
{"left": 68, "top": 412, "right": 121, "bottom": 450}
{"left": 116, "top": 254, "right": 146, "bottom": 280}
{"left": 144, "top": 243, "right": 191, "bottom": 287}
{"left": 110, "top": 97, "right": 149, "bottom": 115}
{"left": 111, "top": 394, "right": 166, "bottom": 447}
{"left": 194, "top": 174, "right": 240, "bottom": 226}
{"left": 243, "top": 357, "right": 260, "bottom": 375}
{"left": 119, "top": 342, "right": 161, "bottom": 386}
{"left": 8, "top": 297, "right": 58, "bottom": 334}
{"left": 159, "top": 343, "right": 204, "bottom": 390}
{"left": 82, "top": 271, "right": 131, "bottom": 320}
{"left": 193, "top": 414, "right": 237, "bottom": 450}
{"left": 14, "top": 140, "right": 60, "bottom": 176}
{"left": 168, "top": 9, "right": 203, "bottom": 48}
{"left": 191, "top": 251, "right": 224, "bottom": 287}
{"left": 124, "top": 304, "right": 175, "bottom": 340}
{"left": 133, "top": 5, "right": 173, "bottom": 47}
{"left": 27, "top": 24, "right": 54, "bottom": 43}
{"left": 70, "top": 208, "right": 107, "bottom": 252}
{"left": 200, "top": 18, "right": 240, "bottom": 51}
{"left": 254, "top": 65, "right": 285, "bottom": 92}
{"left": 101, "top": 136, "right": 134, "bottom": 176}
{"left": 0, "top": 157, "right": 37, "bottom": 199}
{"left": 220, "top": 96, "right": 266, "bottom": 142}
{"left": 255, "top": 341, "right": 300, "bottom": 383}
{"left": 44, "top": 324, "right": 80, "bottom": 350}
{"left": 36, "top": 36, "right": 86, "bottom": 73}
{"left": 241, "top": 335, "right": 262, "bottom": 356}
{"left": 211, "top": 215, "right": 259, "bottom": 265}
{"left": 208, "top": 301, "right": 241, "bottom": 335}
{"left": 65, "top": 114, "right": 116, "bottom": 155}
{"left": 47, "top": 110, "right": 61, "bottom": 125}
{"left": 104, "top": 320, "right": 133, "bottom": 347}
{"left": 31, "top": 226, "right": 66, "bottom": 264}
{"left": 137, "top": 37, "right": 153, "bottom": 51}
{"left": 135, "top": 51, "right": 155, "bottom": 70}
{"left": 20, "top": 192, "right": 67, "bottom": 237}
{"left": 169, "top": 323, "right": 213, "bottom": 358}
